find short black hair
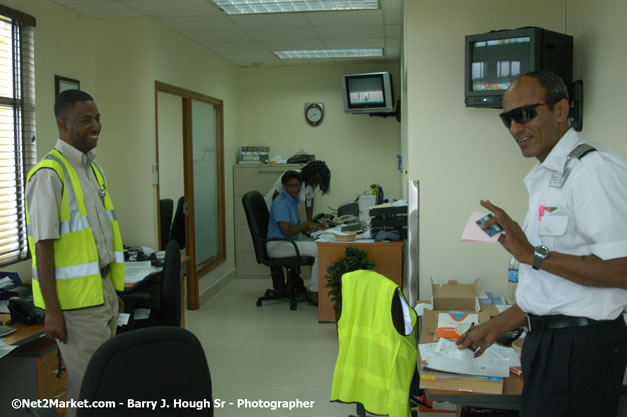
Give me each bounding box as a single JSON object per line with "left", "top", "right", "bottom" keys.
{"left": 300, "top": 160, "right": 331, "bottom": 194}
{"left": 54, "top": 89, "right": 94, "bottom": 118}
{"left": 281, "top": 170, "right": 303, "bottom": 185}
{"left": 519, "top": 70, "right": 569, "bottom": 110}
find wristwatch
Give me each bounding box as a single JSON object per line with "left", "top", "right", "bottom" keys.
{"left": 532, "top": 245, "right": 550, "bottom": 270}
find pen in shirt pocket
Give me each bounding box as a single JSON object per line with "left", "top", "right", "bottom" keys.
{"left": 539, "top": 205, "right": 558, "bottom": 221}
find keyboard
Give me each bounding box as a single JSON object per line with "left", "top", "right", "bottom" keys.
{"left": 0, "top": 324, "right": 17, "bottom": 338}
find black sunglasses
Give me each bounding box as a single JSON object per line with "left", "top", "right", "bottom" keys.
{"left": 499, "top": 102, "right": 549, "bottom": 128}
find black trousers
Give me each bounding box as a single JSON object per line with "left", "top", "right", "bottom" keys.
{"left": 520, "top": 315, "right": 627, "bottom": 417}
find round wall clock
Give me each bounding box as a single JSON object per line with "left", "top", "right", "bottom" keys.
{"left": 304, "top": 103, "right": 324, "bottom": 127}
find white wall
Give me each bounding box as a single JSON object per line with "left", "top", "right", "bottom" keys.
{"left": 405, "top": 0, "right": 627, "bottom": 299}
{"left": 238, "top": 63, "right": 402, "bottom": 214}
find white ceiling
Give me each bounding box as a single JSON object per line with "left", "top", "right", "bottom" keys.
{"left": 49, "top": 0, "right": 403, "bottom": 67}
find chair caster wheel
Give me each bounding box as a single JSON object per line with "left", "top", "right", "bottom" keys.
{"left": 290, "top": 303, "right": 297, "bottom": 311}
{"left": 256, "top": 300, "right": 262, "bottom": 307}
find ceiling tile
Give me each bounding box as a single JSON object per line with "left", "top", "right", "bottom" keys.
{"left": 383, "top": 7, "right": 401, "bottom": 24}
{"left": 64, "top": 2, "right": 142, "bottom": 19}
{"left": 247, "top": 27, "right": 319, "bottom": 41}
{"left": 385, "top": 24, "right": 401, "bottom": 38}
{"left": 123, "top": 0, "right": 222, "bottom": 17}
{"left": 185, "top": 30, "right": 253, "bottom": 44}
{"left": 381, "top": 0, "right": 402, "bottom": 9}
{"left": 157, "top": 15, "right": 238, "bottom": 33}
{"left": 259, "top": 39, "right": 326, "bottom": 51}
{"left": 322, "top": 38, "right": 385, "bottom": 49}
{"left": 229, "top": 13, "right": 311, "bottom": 29}
{"left": 315, "top": 25, "right": 384, "bottom": 39}
{"left": 305, "top": 10, "right": 383, "bottom": 26}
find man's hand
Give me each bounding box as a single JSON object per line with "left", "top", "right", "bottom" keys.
{"left": 455, "top": 321, "right": 500, "bottom": 357}
{"left": 44, "top": 309, "right": 67, "bottom": 343}
{"left": 480, "top": 200, "right": 534, "bottom": 264}
{"left": 304, "top": 221, "right": 323, "bottom": 232}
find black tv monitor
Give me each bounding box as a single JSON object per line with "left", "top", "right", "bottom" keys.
{"left": 464, "top": 27, "right": 573, "bottom": 108}
{"left": 342, "top": 71, "right": 394, "bottom": 113}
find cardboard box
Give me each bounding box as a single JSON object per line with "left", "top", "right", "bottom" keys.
{"left": 423, "top": 279, "right": 489, "bottom": 338}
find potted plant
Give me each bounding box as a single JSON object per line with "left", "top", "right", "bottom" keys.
{"left": 325, "top": 247, "right": 375, "bottom": 320}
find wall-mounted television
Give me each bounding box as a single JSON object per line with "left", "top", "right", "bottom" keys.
{"left": 465, "top": 27, "right": 573, "bottom": 108}
{"left": 341, "top": 71, "right": 394, "bottom": 113}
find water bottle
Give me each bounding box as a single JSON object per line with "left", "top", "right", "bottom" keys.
{"left": 507, "top": 257, "right": 519, "bottom": 304}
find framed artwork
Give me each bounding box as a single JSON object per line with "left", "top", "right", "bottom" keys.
{"left": 55, "top": 75, "right": 80, "bottom": 96}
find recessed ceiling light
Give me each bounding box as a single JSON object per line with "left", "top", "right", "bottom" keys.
{"left": 274, "top": 48, "right": 383, "bottom": 59}
{"left": 214, "top": 0, "right": 379, "bottom": 15}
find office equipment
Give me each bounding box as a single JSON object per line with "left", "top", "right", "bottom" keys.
{"left": 341, "top": 71, "right": 394, "bottom": 113}
{"left": 241, "top": 190, "right": 314, "bottom": 311}
{"left": 369, "top": 202, "right": 408, "bottom": 240}
{"left": 0, "top": 324, "right": 16, "bottom": 337}
{"left": 77, "top": 326, "right": 213, "bottom": 417}
{"left": 286, "top": 152, "right": 315, "bottom": 164}
{"left": 8, "top": 297, "right": 45, "bottom": 325}
{"left": 159, "top": 198, "right": 174, "bottom": 250}
{"left": 464, "top": 27, "right": 573, "bottom": 108}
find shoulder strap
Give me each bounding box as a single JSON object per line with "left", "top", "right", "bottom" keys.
{"left": 569, "top": 143, "right": 597, "bottom": 160}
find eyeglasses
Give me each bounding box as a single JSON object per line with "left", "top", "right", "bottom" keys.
{"left": 285, "top": 182, "right": 302, "bottom": 189}
{"left": 499, "top": 102, "right": 549, "bottom": 128}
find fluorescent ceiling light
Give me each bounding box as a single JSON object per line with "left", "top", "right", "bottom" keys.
{"left": 274, "top": 48, "right": 383, "bottom": 59}
{"left": 214, "top": 0, "right": 379, "bottom": 15}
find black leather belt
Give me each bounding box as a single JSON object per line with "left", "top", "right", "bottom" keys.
{"left": 526, "top": 313, "right": 597, "bottom": 332}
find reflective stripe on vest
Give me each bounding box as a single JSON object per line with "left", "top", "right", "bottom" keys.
{"left": 331, "top": 270, "right": 417, "bottom": 417}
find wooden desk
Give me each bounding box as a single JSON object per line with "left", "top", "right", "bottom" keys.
{"left": 0, "top": 313, "right": 67, "bottom": 416}
{"left": 419, "top": 325, "right": 523, "bottom": 411}
{"left": 317, "top": 240, "right": 404, "bottom": 322}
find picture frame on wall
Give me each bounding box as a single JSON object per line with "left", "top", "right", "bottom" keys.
{"left": 55, "top": 75, "right": 80, "bottom": 96}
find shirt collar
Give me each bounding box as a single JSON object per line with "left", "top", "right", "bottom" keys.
{"left": 55, "top": 138, "right": 96, "bottom": 168}
{"left": 280, "top": 188, "right": 300, "bottom": 204}
{"left": 538, "top": 128, "right": 582, "bottom": 173}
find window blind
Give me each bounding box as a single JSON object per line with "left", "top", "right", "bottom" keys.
{"left": 0, "top": 9, "right": 36, "bottom": 265}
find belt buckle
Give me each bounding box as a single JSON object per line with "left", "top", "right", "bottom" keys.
{"left": 525, "top": 315, "right": 532, "bottom": 332}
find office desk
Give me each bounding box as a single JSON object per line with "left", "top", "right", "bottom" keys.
{"left": 419, "top": 327, "right": 523, "bottom": 412}
{"left": 317, "top": 240, "right": 403, "bottom": 323}
{"left": 0, "top": 313, "right": 67, "bottom": 416}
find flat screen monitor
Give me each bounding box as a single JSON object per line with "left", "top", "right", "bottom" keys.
{"left": 342, "top": 71, "right": 394, "bottom": 113}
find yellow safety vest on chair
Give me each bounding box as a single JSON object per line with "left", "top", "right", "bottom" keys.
{"left": 25, "top": 149, "right": 125, "bottom": 310}
{"left": 331, "top": 270, "right": 417, "bottom": 417}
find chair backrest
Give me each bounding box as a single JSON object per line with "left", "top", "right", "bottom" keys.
{"left": 77, "top": 327, "right": 213, "bottom": 417}
{"left": 170, "top": 196, "right": 186, "bottom": 249}
{"left": 241, "top": 191, "right": 271, "bottom": 265}
{"left": 159, "top": 198, "right": 174, "bottom": 250}
{"left": 160, "top": 239, "right": 181, "bottom": 326}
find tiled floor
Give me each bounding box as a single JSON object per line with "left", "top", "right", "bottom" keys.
{"left": 185, "top": 278, "right": 359, "bottom": 417}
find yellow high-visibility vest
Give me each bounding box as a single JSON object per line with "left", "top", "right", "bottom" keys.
{"left": 331, "top": 270, "right": 417, "bottom": 417}
{"left": 26, "top": 149, "right": 125, "bottom": 310}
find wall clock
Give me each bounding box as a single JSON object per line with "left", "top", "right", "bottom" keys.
{"left": 304, "top": 103, "right": 324, "bottom": 127}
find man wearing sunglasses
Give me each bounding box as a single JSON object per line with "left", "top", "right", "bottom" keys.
{"left": 457, "top": 70, "right": 627, "bottom": 417}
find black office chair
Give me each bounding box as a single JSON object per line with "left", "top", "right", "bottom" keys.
{"left": 120, "top": 240, "right": 181, "bottom": 330}
{"left": 241, "top": 191, "right": 314, "bottom": 311}
{"left": 77, "top": 326, "right": 212, "bottom": 417}
{"left": 159, "top": 198, "right": 174, "bottom": 250}
{"left": 170, "top": 196, "right": 186, "bottom": 250}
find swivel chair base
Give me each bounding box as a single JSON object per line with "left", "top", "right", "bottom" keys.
{"left": 256, "top": 267, "right": 309, "bottom": 310}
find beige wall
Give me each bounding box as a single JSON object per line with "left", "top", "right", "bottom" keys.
{"left": 238, "top": 63, "right": 402, "bottom": 214}
{"left": 405, "top": 0, "right": 627, "bottom": 298}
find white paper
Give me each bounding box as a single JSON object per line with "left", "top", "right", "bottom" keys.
{"left": 0, "top": 339, "right": 17, "bottom": 359}
{"left": 418, "top": 342, "right": 438, "bottom": 361}
{"left": 496, "top": 304, "right": 514, "bottom": 313}
{"left": 413, "top": 302, "right": 433, "bottom": 316}
{"left": 133, "top": 308, "right": 151, "bottom": 320}
{"left": 425, "top": 338, "right": 511, "bottom": 378}
{"left": 124, "top": 261, "right": 162, "bottom": 283}
{"left": 116, "top": 313, "right": 130, "bottom": 326}
{"left": 0, "top": 299, "right": 9, "bottom": 313}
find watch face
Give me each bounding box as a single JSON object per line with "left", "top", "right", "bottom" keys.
{"left": 536, "top": 245, "right": 550, "bottom": 257}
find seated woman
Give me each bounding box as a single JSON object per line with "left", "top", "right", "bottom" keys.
{"left": 267, "top": 170, "right": 323, "bottom": 303}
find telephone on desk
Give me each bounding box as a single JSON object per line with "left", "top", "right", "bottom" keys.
{"left": 8, "top": 297, "right": 45, "bottom": 325}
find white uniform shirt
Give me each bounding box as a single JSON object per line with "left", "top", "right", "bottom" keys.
{"left": 516, "top": 129, "right": 627, "bottom": 320}
{"left": 264, "top": 170, "right": 315, "bottom": 211}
